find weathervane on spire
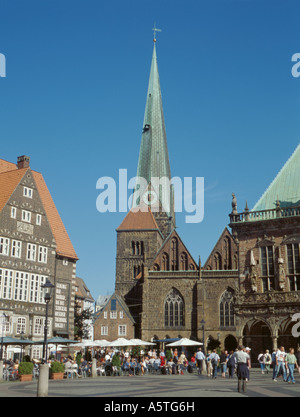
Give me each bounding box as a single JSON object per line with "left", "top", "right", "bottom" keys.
{"left": 152, "top": 23, "right": 162, "bottom": 43}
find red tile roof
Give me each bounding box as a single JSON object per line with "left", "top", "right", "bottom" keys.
{"left": 0, "top": 159, "right": 78, "bottom": 260}
{"left": 117, "top": 207, "right": 159, "bottom": 231}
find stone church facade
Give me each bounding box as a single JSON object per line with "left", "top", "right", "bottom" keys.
{"left": 114, "top": 40, "right": 300, "bottom": 361}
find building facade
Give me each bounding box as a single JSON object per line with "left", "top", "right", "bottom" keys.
{"left": 0, "top": 156, "right": 78, "bottom": 359}
{"left": 114, "top": 39, "right": 300, "bottom": 361}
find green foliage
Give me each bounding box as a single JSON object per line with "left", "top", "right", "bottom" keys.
{"left": 74, "top": 300, "right": 93, "bottom": 340}
{"left": 18, "top": 361, "right": 34, "bottom": 375}
{"left": 50, "top": 361, "right": 65, "bottom": 373}
{"left": 165, "top": 350, "right": 172, "bottom": 361}
{"left": 111, "top": 355, "right": 121, "bottom": 367}
{"left": 76, "top": 352, "right": 82, "bottom": 367}
{"left": 23, "top": 355, "right": 31, "bottom": 363}
{"left": 131, "top": 346, "right": 141, "bottom": 358}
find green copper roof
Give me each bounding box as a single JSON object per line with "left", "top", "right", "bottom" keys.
{"left": 253, "top": 144, "right": 300, "bottom": 211}
{"left": 135, "top": 43, "right": 174, "bottom": 218}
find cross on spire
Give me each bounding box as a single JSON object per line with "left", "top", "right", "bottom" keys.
{"left": 152, "top": 23, "right": 162, "bottom": 42}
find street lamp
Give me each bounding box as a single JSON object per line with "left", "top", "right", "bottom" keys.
{"left": 201, "top": 319, "right": 206, "bottom": 355}
{"left": 0, "top": 313, "right": 8, "bottom": 361}
{"left": 41, "top": 279, "right": 55, "bottom": 364}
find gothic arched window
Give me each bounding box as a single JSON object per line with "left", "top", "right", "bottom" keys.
{"left": 171, "top": 238, "right": 179, "bottom": 271}
{"left": 220, "top": 290, "right": 235, "bottom": 327}
{"left": 164, "top": 289, "right": 184, "bottom": 328}
{"left": 162, "top": 253, "right": 169, "bottom": 271}
{"left": 223, "top": 237, "right": 231, "bottom": 270}
{"left": 180, "top": 252, "right": 188, "bottom": 270}
{"left": 214, "top": 252, "right": 222, "bottom": 270}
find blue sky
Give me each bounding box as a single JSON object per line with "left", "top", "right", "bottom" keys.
{"left": 1, "top": 0, "right": 300, "bottom": 299}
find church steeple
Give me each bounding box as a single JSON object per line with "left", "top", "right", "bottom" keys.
{"left": 135, "top": 37, "right": 175, "bottom": 237}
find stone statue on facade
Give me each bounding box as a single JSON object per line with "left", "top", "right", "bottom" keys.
{"left": 278, "top": 258, "right": 286, "bottom": 291}
{"left": 249, "top": 250, "right": 258, "bottom": 293}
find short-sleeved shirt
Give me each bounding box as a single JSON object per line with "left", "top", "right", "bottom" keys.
{"left": 276, "top": 351, "right": 287, "bottom": 362}
{"left": 234, "top": 351, "right": 249, "bottom": 364}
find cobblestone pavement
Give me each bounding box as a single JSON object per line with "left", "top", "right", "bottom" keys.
{"left": 0, "top": 369, "right": 299, "bottom": 398}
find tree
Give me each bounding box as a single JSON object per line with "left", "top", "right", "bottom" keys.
{"left": 74, "top": 300, "right": 93, "bottom": 340}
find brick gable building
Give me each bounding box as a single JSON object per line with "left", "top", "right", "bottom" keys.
{"left": 0, "top": 156, "right": 78, "bottom": 359}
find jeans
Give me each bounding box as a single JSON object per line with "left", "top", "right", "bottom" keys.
{"left": 272, "top": 362, "right": 277, "bottom": 380}
{"left": 275, "top": 362, "right": 287, "bottom": 381}
{"left": 287, "top": 364, "right": 295, "bottom": 383}
{"left": 260, "top": 363, "right": 265, "bottom": 372}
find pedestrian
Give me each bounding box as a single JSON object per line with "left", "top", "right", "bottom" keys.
{"left": 258, "top": 351, "right": 265, "bottom": 374}
{"left": 263, "top": 350, "right": 272, "bottom": 374}
{"left": 227, "top": 351, "right": 236, "bottom": 379}
{"left": 296, "top": 348, "right": 300, "bottom": 367}
{"left": 286, "top": 348, "right": 299, "bottom": 384}
{"left": 220, "top": 350, "right": 228, "bottom": 378}
{"left": 245, "top": 347, "right": 251, "bottom": 381}
{"left": 208, "top": 349, "right": 220, "bottom": 379}
{"left": 195, "top": 348, "right": 205, "bottom": 375}
{"left": 274, "top": 346, "right": 288, "bottom": 382}
{"left": 234, "top": 345, "right": 250, "bottom": 393}
{"left": 272, "top": 349, "right": 279, "bottom": 380}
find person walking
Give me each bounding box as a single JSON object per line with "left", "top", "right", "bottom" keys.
{"left": 227, "top": 351, "right": 236, "bottom": 379}
{"left": 208, "top": 349, "right": 220, "bottom": 379}
{"left": 286, "top": 348, "right": 299, "bottom": 384}
{"left": 234, "top": 345, "right": 250, "bottom": 393}
{"left": 264, "top": 350, "right": 272, "bottom": 375}
{"left": 274, "top": 346, "right": 288, "bottom": 382}
{"left": 258, "top": 351, "right": 265, "bottom": 374}
{"left": 220, "top": 350, "right": 228, "bottom": 378}
{"left": 195, "top": 348, "right": 205, "bottom": 375}
{"left": 272, "top": 349, "right": 279, "bottom": 381}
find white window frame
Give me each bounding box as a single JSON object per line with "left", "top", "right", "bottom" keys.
{"left": 14, "top": 271, "right": 29, "bottom": 302}
{"left": 110, "top": 311, "right": 117, "bottom": 319}
{"left": 22, "top": 210, "right": 31, "bottom": 223}
{"left": 38, "top": 246, "right": 48, "bottom": 264}
{"left": 16, "top": 317, "right": 26, "bottom": 335}
{"left": 23, "top": 187, "right": 33, "bottom": 198}
{"left": 36, "top": 214, "right": 42, "bottom": 226}
{"left": 2, "top": 269, "right": 13, "bottom": 300}
{"left": 11, "top": 240, "right": 22, "bottom": 258}
{"left": 63, "top": 258, "right": 68, "bottom": 266}
{"left": 101, "top": 325, "right": 108, "bottom": 336}
{"left": 120, "top": 311, "right": 123, "bottom": 319}
{"left": 11, "top": 207, "right": 17, "bottom": 219}
{"left": 27, "top": 243, "right": 37, "bottom": 261}
{"left": 118, "top": 325, "right": 127, "bottom": 337}
{"left": 0, "top": 238, "right": 10, "bottom": 256}
{"left": 104, "top": 311, "right": 107, "bottom": 319}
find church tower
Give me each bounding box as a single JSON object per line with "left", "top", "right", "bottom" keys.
{"left": 134, "top": 37, "right": 175, "bottom": 238}
{"left": 115, "top": 34, "right": 175, "bottom": 299}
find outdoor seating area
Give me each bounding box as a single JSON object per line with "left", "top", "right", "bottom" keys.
{"left": 1, "top": 337, "right": 203, "bottom": 381}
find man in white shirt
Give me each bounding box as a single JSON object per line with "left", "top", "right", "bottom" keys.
{"left": 196, "top": 348, "right": 205, "bottom": 375}
{"left": 274, "top": 346, "right": 287, "bottom": 382}
{"left": 208, "top": 350, "right": 220, "bottom": 379}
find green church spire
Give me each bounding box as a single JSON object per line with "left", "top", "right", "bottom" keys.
{"left": 135, "top": 39, "right": 175, "bottom": 229}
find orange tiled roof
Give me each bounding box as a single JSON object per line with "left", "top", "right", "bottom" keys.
{"left": 0, "top": 158, "right": 78, "bottom": 260}
{"left": 0, "top": 159, "right": 17, "bottom": 174}
{"left": 117, "top": 207, "right": 159, "bottom": 231}
{"left": 0, "top": 168, "right": 28, "bottom": 212}
{"left": 33, "top": 171, "right": 78, "bottom": 260}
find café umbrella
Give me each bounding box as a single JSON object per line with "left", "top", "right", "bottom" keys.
{"left": 166, "top": 338, "right": 203, "bottom": 347}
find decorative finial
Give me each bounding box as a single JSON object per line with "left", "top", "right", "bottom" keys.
{"left": 152, "top": 23, "right": 162, "bottom": 43}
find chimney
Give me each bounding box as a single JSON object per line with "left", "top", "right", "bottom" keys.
{"left": 17, "top": 155, "right": 30, "bottom": 169}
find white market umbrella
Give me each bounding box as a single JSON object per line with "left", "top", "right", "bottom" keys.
{"left": 108, "top": 338, "right": 136, "bottom": 347}
{"left": 129, "top": 338, "right": 156, "bottom": 346}
{"left": 166, "top": 338, "right": 203, "bottom": 347}
{"left": 72, "top": 340, "right": 100, "bottom": 348}
{"left": 93, "top": 340, "right": 110, "bottom": 347}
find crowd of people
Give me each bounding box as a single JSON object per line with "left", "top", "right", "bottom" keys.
{"left": 2, "top": 344, "right": 300, "bottom": 388}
